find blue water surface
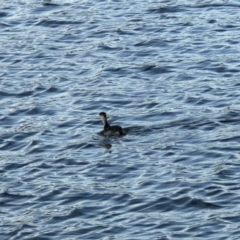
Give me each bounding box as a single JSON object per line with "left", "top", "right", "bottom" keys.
{"left": 1, "top": 0, "right": 240, "bottom": 239}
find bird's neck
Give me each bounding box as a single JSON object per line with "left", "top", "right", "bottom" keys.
{"left": 104, "top": 120, "right": 110, "bottom": 129}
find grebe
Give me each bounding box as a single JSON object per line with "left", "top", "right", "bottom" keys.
{"left": 99, "top": 112, "right": 123, "bottom": 136}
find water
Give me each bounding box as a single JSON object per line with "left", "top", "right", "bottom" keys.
{"left": 1, "top": 0, "right": 240, "bottom": 239}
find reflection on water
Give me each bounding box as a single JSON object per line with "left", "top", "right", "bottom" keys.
{"left": 1, "top": 1, "right": 240, "bottom": 239}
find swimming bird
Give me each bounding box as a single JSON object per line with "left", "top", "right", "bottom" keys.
{"left": 99, "top": 112, "right": 123, "bottom": 136}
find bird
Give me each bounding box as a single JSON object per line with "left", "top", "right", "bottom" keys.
{"left": 99, "top": 112, "right": 123, "bottom": 136}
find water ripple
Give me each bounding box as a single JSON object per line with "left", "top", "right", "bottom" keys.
{"left": 1, "top": 1, "right": 240, "bottom": 239}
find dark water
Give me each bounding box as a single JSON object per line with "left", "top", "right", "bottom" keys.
{"left": 1, "top": 0, "right": 240, "bottom": 239}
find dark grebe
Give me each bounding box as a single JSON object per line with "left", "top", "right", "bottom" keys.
{"left": 99, "top": 112, "right": 123, "bottom": 137}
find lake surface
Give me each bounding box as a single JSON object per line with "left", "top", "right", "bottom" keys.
{"left": 1, "top": 0, "right": 240, "bottom": 239}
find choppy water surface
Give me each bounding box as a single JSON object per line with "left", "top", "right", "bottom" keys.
{"left": 1, "top": 0, "right": 240, "bottom": 239}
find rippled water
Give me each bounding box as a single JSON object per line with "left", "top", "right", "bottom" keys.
{"left": 1, "top": 0, "right": 240, "bottom": 239}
